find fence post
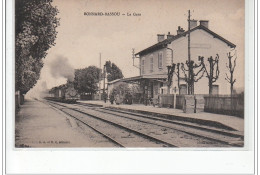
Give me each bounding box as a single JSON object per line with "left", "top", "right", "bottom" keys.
{"left": 183, "top": 95, "right": 195, "bottom": 113}
{"left": 194, "top": 95, "right": 205, "bottom": 113}
{"left": 173, "top": 93, "right": 176, "bottom": 109}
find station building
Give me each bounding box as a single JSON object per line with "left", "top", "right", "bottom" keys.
{"left": 122, "top": 20, "right": 236, "bottom": 102}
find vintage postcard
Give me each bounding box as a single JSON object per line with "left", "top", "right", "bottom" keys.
{"left": 14, "top": 0, "right": 245, "bottom": 149}
{"left": 5, "top": 0, "right": 257, "bottom": 174}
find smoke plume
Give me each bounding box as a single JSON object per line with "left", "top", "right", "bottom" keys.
{"left": 41, "top": 81, "right": 47, "bottom": 91}
{"left": 49, "top": 55, "right": 75, "bottom": 81}
{"left": 25, "top": 81, "right": 49, "bottom": 99}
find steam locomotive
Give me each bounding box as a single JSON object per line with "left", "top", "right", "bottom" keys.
{"left": 47, "top": 82, "right": 80, "bottom": 103}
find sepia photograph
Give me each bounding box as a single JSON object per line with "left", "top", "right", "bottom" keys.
{"left": 14, "top": 0, "right": 245, "bottom": 148}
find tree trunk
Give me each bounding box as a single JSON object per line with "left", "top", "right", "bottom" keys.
{"left": 167, "top": 85, "right": 171, "bottom": 94}
{"left": 209, "top": 81, "right": 212, "bottom": 95}
{"left": 230, "top": 73, "right": 233, "bottom": 97}
{"left": 189, "top": 82, "right": 194, "bottom": 95}
{"left": 209, "top": 86, "right": 212, "bottom": 95}
{"left": 231, "top": 84, "right": 233, "bottom": 97}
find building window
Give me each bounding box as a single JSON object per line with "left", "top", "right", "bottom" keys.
{"left": 179, "top": 84, "right": 187, "bottom": 95}
{"left": 158, "top": 52, "right": 163, "bottom": 69}
{"left": 212, "top": 85, "right": 219, "bottom": 95}
{"left": 58, "top": 90, "right": 62, "bottom": 97}
{"left": 141, "top": 59, "right": 145, "bottom": 74}
{"left": 150, "top": 56, "right": 153, "bottom": 72}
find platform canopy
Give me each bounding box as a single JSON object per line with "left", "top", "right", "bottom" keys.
{"left": 120, "top": 74, "right": 167, "bottom": 83}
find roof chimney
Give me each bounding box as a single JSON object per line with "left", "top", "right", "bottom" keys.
{"left": 177, "top": 26, "right": 185, "bottom": 35}
{"left": 157, "top": 34, "right": 165, "bottom": 42}
{"left": 167, "top": 32, "right": 174, "bottom": 39}
{"left": 189, "top": 19, "right": 198, "bottom": 29}
{"left": 199, "top": 20, "right": 209, "bottom": 28}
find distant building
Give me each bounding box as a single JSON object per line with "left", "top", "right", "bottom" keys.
{"left": 94, "top": 76, "right": 108, "bottom": 100}
{"left": 125, "top": 20, "right": 236, "bottom": 102}
{"left": 107, "top": 79, "right": 122, "bottom": 97}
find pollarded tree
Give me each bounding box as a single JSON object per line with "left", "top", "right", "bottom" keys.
{"left": 15, "top": 0, "right": 59, "bottom": 94}
{"left": 175, "top": 63, "right": 183, "bottom": 94}
{"left": 200, "top": 55, "right": 220, "bottom": 94}
{"left": 181, "top": 59, "right": 205, "bottom": 95}
{"left": 225, "top": 51, "right": 237, "bottom": 96}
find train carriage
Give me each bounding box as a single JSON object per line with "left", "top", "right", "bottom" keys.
{"left": 48, "top": 82, "right": 80, "bottom": 103}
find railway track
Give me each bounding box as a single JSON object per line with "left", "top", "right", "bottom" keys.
{"left": 101, "top": 107, "right": 243, "bottom": 137}
{"left": 76, "top": 102, "right": 244, "bottom": 147}
{"left": 77, "top": 102, "right": 242, "bottom": 136}
{"left": 46, "top": 100, "right": 178, "bottom": 147}
{"left": 46, "top": 100, "right": 244, "bottom": 147}
{"left": 96, "top": 108, "right": 243, "bottom": 146}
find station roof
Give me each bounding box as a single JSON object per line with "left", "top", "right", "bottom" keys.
{"left": 135, "top": 25, "right": 236, "bottom": 56}
{"left": 107, "top": 79, "right": 122, "bottom": 84}
{"left": 120, "top": 74, "right": 167, "bottom": 83}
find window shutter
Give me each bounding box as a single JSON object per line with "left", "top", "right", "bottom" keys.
{"left": 158, "top": 53, "right": 160, "bottom": 68}
{"left": 158, "top": 52, "right": 162, "bottom": 69}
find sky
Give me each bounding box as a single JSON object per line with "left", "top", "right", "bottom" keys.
{"left": 26, "top": 0, "right": 245, "bottom": 97}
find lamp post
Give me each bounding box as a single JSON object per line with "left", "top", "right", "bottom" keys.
{"left": 187, "top": 10, "right": 192, "bottom": 95}
{"left": 167, "top": 63, "right": 176, "bottom": 94}
{"left": 173, "top": 86, "right": 177, "bottom": 109}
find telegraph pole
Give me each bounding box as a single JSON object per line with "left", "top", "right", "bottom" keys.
{"left": 187, "top": 9, "right": 191, "bottom": 95}
{"left": 99, "top": 53, "right": 101, "bottom": 100}
{"left": 103, "top": 64, "right": 106, "bottom": 102}
{"left": 188, "top": 10, "right": 191, "bottom": 63}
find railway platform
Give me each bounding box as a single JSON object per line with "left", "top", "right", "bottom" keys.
{"left": 78, "top": 100, "right": 244, "bottom": 133}
{"left": 15, "top": 98, "right": 113, "bottom": 147}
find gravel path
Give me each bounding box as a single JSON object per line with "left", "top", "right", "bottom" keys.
{"left": 15, "top": 99, "right": 116, "bottom": 147}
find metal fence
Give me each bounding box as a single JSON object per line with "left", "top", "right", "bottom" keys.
{"left": 158, "top": 94, "right": 244, "bottom": 117}
{"left": 204, "top": 94, "right": 244, "bottom": 118}
{"left": 176, "top": 95, "right": 185, "bottom": 109}
{"left": 160, "top": 94, "right": 174, "bottom": 108}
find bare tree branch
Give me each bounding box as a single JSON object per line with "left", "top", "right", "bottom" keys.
{"left": 225, "top": 73, "right": 231, "bottom": 82}
{"left": 194, "top": 66, "right": 204, "bottom": 77}
{"left": 225, "top": 50, "right": 237, "bottom": 95}
{"left": 232, "top": 56, "right": 237, "bottom": 72}
{"left": 226, "top": 62, "right": 229, "bottom": 69}
{"left": 194, "top": 70, "right": 205, "bottom": 82}
{"left": 181, "top": 63, "right": 188, "bottom": 82}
